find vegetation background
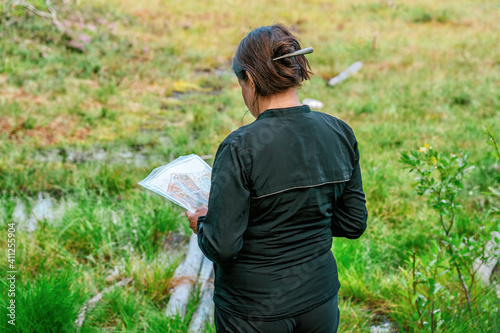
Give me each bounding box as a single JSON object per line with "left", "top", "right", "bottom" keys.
{"left": 0, "top": 0, "right": 498, "bottom": 332}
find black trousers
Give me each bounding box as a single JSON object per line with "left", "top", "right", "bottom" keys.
{"left": 214, "top": 294, "right": 340, "bottom": 333}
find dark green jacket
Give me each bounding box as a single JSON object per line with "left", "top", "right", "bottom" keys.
{"left": 197, "top": 105, "right": 367, "bottom": 320}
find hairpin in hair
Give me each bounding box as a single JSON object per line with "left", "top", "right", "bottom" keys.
{"left": 272, "top": 47, "right": 314, "bottom": 61}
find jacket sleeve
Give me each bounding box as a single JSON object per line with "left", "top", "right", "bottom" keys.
{"left": 331, "top": 142, "right": 368, "bottom": 239}
{"left": 196, "top": 140, "right": 250, "bottom": 264}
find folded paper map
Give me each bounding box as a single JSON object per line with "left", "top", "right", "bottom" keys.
{"left": 138, "top": 154, "right": 212, "bottom": 212}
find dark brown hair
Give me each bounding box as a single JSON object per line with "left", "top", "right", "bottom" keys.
{"left": 232, "top": 24, "right": 312, "bottom": 97}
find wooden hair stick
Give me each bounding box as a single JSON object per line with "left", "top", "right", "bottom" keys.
{"left": 273, "top": 47, "right": 314, "bottom": 61}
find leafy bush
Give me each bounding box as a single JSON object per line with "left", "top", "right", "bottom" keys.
{"left": 399, "top": 139, "right": 499, "bottom": 332}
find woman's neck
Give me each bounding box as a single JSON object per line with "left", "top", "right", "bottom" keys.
{"left": 256, "top": 88, "right": 302, "bottom": 116}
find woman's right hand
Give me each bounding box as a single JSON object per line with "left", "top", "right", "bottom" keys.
{"left": 185, "top": 207, "right": 208, "bottom": 234}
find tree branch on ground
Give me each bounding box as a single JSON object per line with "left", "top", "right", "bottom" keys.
{"left": 74, "top": 277, "right": 133, "bottom": 332}
{"left": 8, "top": 0, "right": 69, "bottom": 35}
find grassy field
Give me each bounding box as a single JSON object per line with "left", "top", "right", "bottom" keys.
{"left": 0, "top": 0, "right": 499, "bottom": 332}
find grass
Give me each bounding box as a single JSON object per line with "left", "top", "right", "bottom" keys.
{"left": 0, "top": 0, "right": 499, "bottom": 331}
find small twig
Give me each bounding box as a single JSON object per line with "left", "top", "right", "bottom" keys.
{"left": 445, "top": 242, "right": 473, "bottom": 316}
{"left": 405, "top": 272, "right": 416, "bottom": 321}
{"left": 485, "top": 126, "right": 500, "bottom": 160}
{"left": 412, "top": 250, "right": 424, "bottom": 328}
{"left": 436, "top": 188, "right": 449, "bottom": 237}
{"left": 372, "top": 31, "right": 378, "bottom": 50}
{"left": 435, "top": 170, "right": 474, "bottom": 316}
{"left": 447, "top": 209, "right": 455, "bottom": 236}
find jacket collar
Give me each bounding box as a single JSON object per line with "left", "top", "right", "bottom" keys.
{"left": 257, "top": 105, "right": 311, "bottom": 120}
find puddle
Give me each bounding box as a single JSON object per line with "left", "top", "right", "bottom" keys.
{"left": 371, "top": 320, "right": 394, "bottom": 333}
{"left": 33, "top": 145, "right": 212, "bottom": 167}
{"left": 12, "top": 193, "right": 76, "bottom": 231}
{"left": 370, "top": 315, "right": 398, "bottom": 333}
{"left": 34, "top": 147, "right": 162, "bottom": 166}
{"left": 12, "top": 200, "right": 31, "bottom": 230}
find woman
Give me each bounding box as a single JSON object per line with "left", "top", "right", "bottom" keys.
{"left": 186, "top": 24, "right": 368, "bottom": 333}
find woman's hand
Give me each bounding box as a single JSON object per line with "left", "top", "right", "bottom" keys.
{"left": 185, "top": 207, "right": 208, "bottom": 234}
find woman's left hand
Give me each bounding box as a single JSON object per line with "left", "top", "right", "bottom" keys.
{"left": 185, "top": 207, "right": 208, "bottom": 234}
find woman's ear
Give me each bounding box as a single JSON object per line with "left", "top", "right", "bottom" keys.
{"left": 245, "top": 71, "right": 255, "bottom": 89}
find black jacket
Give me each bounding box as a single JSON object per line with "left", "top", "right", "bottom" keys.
{"left": 197, "top": 105, "right": 368, "bottom": 320}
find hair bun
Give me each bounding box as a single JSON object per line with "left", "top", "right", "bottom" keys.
{"left": 232, "top": 24, "right": 312, "bottom": 97}
{"left": 272, "top": 40, "right": 299, "bottom": 61}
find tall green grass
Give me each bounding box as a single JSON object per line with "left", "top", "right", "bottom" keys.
{"left": 0, "top": 272, "right": 84, "bottom": 332}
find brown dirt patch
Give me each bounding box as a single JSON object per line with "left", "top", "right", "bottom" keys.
{"left": 8, "top": 116, "right": 90, "bottom": 146}
{"left": 0, "top": 117, "right": 13, "bottom": 133}
{"left": 1, "top": 86, "right": 48, "bottom": 106}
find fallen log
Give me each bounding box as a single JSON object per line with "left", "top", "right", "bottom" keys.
{"left": 473, "top": 231, "right": 500, "bottom": 289}
{"left": 188, "top": 256, "right": 215, "bottom": 332}
{"left": 328, "top": 61, "right": 363, "bottom": 86}
{"left": 165, "top": 233, "right": 204, "bottom": 318}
